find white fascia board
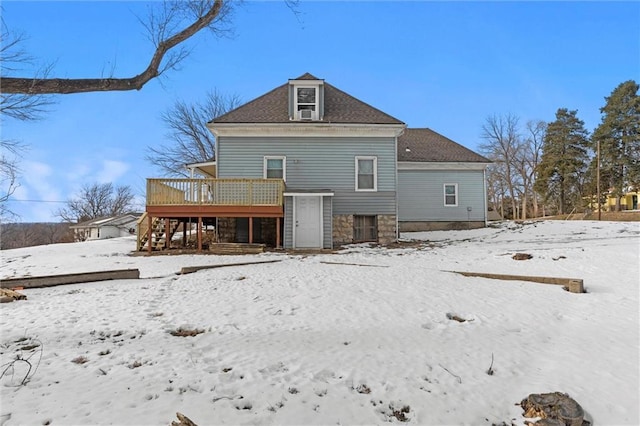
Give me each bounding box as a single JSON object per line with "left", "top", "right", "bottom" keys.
{"left": 398, "top": 161, "right": 490, "bottom": 171}
{"left": 288, "top": 79, "right": 324, "bottom": 85}
{"left": 185, "top": 160, "right": 217, "bottom": 169}
{"left": 208, "top": 123, "right": 406, "bottom": 138}
{"left": 284, "top": 192, "right": 334, "bottom": 197}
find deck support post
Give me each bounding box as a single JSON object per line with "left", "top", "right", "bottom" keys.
{"left": 182, "top": 219, "right": 187, "bottom": 246}
{"left": 164, "top": 218, "right": 170, "bottom": 250}
{"left": 276, "top": 217, "right": 281, "bottom": 248}
{"left": 249, "top": 217, "right": 253, "bottom": 244}
{"left": 197, "top": 217, "right": 203, "bottom": 252}
{"left": 147, "top": 215, "right": 152, "bottom": 254}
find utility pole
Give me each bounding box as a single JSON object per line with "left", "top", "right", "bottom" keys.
{"left": 597, "top": 139, "right": 601, "bottom": 221}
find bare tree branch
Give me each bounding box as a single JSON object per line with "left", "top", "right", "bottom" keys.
{"left": 55, "top": 182, "right": 136, "bottom": 223}
{"left": 0, "top": 139, "right": 28, "bottom": 220}
{"left": 146, "top": 89, "right": 241, "bottom": 176}
{"left": 0, "top": 0, "right": 230, "bottom": 95}
{"left": 0, "top": 19, "right": 54, "bottom": 120}
{"left": 480, "top": 114, "right": 523, "bottom": 219}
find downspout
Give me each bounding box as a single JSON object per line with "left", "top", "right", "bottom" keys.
{"left": 483, "top": 166, "right": 488, "bottom": 226}
{"left": 394, "top": 128, "right": 405, "bottom": 241}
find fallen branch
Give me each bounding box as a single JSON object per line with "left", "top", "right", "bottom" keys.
{"left": 486, "top": 353, "right": 495, "bottom": 376}
{"left": 0, "top": 338, "right": 43, "bottom": 386}
{"left": 439, "top": 364, "right": 462, "bottom": 384}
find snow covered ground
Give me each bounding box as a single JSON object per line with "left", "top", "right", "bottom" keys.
{"left": 1, "top": 220, "right": 638, "bottom": 426}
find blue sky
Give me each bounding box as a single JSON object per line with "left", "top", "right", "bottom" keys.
{"left": 2, "top": 1, "right": 639, "bottom": 222}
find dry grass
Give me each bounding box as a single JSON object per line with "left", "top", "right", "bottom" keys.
{"left": 545, "top": 211, "right": 640, "bottom": 221}
{"left": 71, "top": 356, "right": 88, "bottom": 364}
{"left": 170, "top": 327, "right": 204, "bottom": 337}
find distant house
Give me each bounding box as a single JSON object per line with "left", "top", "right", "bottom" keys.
{"left": 70, "top": 214, "right": 141, "bottom": 242}
{"left": 139, "top": 73, "right": 490, "bottom": 251}
{"left": 605, "top": 190, "right": 639, "bottom": 211}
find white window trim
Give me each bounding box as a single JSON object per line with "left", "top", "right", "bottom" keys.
{"left": 294, "top": 85, "right": 319, "bottom": 120}
{"left": 263, "top": 156, "right": 286, "bottom": 181}
{"left": 355, "top": 156, "right": 378, "bottom": 192}
{"left": 444, "top": 183, "right": 458, "bottom": 207}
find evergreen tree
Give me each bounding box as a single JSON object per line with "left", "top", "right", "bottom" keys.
{"left": 592, "top": 80, "right": 640, "bottom": 211}
{"left": 535, "top": 108, "right": 590, "bottom": 215}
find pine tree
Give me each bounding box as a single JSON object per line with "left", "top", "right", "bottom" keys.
{"left": 592, "top": 80, "right": 640, "bottom": 211}
{"left": 535, "top": 109, "right": 590, "bottom": 215}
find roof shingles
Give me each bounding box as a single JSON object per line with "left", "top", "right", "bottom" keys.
{"left": 211, "top": 73, "right": 404, "bottom": 125}
{"left": 398, "top": 128, "right": 490, "bottom": 163}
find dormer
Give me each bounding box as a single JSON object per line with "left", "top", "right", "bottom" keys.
{"left": 288, "top": 73, "right": 324, "bottom": 121}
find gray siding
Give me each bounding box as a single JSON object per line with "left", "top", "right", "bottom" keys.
{"left": 218, "top": 136, "right": 397, "bottom": 215}
{"left": 323, "top": 195, "right": 332, "bottom": 248}
{"left": 284, "top": 197, "right": 293, "bottom": 248}
{"left": 398, "top": 170, "right": 486, "bottom": 221}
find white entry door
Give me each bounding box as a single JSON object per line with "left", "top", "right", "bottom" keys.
{"left": 294, "top": 196, "right": 322, "bottom": 248}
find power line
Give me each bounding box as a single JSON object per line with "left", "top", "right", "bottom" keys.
{"left": 8, "top": 199, "right": 66, "bottom": 204}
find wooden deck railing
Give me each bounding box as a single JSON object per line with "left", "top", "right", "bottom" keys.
{"left": 146, "top": 178, "right": 284, "bottom": 206}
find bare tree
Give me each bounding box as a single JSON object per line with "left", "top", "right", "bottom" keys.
{"left": 0, "top": 139, "right": 28, "bottom": 221}
{"left": 0, "top": 1, "right": 234, "bottom": 95}
{"left": 523, "top": 120, "right": 546, "bottom": 217}
{"left": 0, "top": 222, "right": 73, "bottom": 249}
{"left": 0, "top": 19, "right": 54, "bottom": 120}
{"left": 480, "top": 114, "right": 523, "bottom": 219}
{"left": 56, "top": 182, "right": 136, "bottom": 223}
{"left": 146, "top": 89, "right": 241, "bottom": 176}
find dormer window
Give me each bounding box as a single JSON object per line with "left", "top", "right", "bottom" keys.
{"left": 289, "top": 75, "right": 324, "bottom": 121}
{"left": 296, "top": 87, "right": 317, "bottom": 120}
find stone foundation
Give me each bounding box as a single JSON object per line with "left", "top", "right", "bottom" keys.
{"left": 377, "top": 214, "right": 397, "bottom": 245}
{"left": 399, "top": 221, "right": 485, "bottom": 232}
{"left": 217, "top": 218, "right": 236, "bottom": 243}
{"left": 258, "top": 218, "right": 277, "bottom": 246}
{"left": 332, "top": 214, "right": 397, "bottom": 246}
{"left": 332, "top": 214, "right": 354, "bottom": 246}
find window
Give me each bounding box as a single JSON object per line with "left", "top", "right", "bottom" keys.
{"left": 264, "top": 156, "right": 286, "bottom": 180}
{"left": 444, "top": 183, "right": 458, "bottom": 206}
{"left": 355, "top": 156, "right": 377, "bottom": 191}
{"left": 295, "top": 86, "right": 317, "bottom": 119}
{"left": 354, "top": 215, "right": 377, "bottom": 242}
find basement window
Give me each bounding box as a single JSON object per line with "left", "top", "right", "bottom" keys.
{"left": 353, "top": 215, "right": 377, "bottom": 242}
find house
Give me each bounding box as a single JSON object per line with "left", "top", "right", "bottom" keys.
{"left": 605, "top": 190, "right": 639, "bottom": 211}
{"left": 70, "top": 213, "right": 140, "bottom": 242}
{"left": 139, "top": 73, "right": 489, "bottom": 252}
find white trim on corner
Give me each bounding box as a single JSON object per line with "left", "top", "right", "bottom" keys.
{"left": 443, "top": 183, "right": 459, "bottom": 207}
{"left": 355, "top": 156, "right": 378, "bottom": 192}
{"left": 263, "top": 155, "right": 286, "bottom": 181}
{"left": 208, "top": 123, "right": 405, "bottom": 138}
{"left": 398, "top": 161, "right": 490, "bottom": 171}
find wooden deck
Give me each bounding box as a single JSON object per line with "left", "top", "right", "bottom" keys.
{"left": 139, "top": 178, "right": 285, "bottom": 252}
{"left": 147, "top": 178, "right": 284, "bottom": 207}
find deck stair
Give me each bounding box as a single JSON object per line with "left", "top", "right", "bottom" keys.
{"left": 137, "top": 215, "right": 180, "bottom": 251}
